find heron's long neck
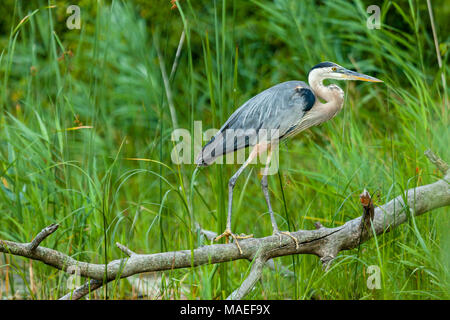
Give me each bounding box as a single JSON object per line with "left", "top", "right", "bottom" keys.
{"left": 308, "top": 74, "right": 345, "bottom": 120}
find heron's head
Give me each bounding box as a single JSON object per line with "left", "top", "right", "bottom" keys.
{"left": 308, "top": 61, "right": 383, "bottom": 84}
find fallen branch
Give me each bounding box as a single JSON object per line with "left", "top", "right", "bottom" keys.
{"left": 0, "top": 150, "right": 448, "bottom": 300}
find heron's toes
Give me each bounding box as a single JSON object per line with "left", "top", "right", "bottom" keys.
{"left": 214, "top": 229, "right": 253, "bottom": 255}
{"left": 235, "top": 233, "right": 254, "bottom": 240}
{"left": 214, "top": 229, "right": 232, "bottom": 242}
{"left": 273, "top": 230, "right": 299, "bottom": 249}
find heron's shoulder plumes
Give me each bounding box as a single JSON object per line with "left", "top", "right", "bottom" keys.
{"left": 297, "top": 86, "right": 315, "bottom": 111}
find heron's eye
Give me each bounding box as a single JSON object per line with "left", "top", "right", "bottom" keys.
{"left": 332, "top": 67, "right": 337, "bottom": 71}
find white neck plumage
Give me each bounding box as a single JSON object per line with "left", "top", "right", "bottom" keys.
{"left": 308, "top": 70, "right": 345, "bottom": 121}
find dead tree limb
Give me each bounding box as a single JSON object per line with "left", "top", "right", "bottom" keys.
{"left": 227, "top": 255, "right": 267, "bottom": 300}
{"left": 0, "top": 150, "right": 448, "bottom": 300}
{"left": 28, "top": 223, "right": 59, "bottom": 251}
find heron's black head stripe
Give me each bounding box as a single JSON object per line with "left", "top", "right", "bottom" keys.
{"left": 309, "top": 61, "right": 338, "bottom": 71}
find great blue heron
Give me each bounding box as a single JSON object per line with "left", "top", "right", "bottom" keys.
{"left": 196, "top": 61, "right": 382, "bottom": 253}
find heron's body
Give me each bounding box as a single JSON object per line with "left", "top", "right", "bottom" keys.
{"left": 197, "top": 81, "right": 316, "bottom": 165}
{"left": 196, "top": 61, "right": 382, "bottom": 253}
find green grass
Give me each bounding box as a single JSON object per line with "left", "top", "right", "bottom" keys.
{"left": 0, "top": 0, "right": 448, "bottom": 300}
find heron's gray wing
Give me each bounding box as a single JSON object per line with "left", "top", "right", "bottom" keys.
{"left": 196, "top": 81, "right": 315, "bottom": 166}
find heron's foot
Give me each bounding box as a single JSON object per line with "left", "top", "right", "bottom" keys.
{"left": 214, "top": 229, "right": 253, "bottom": 255}
{"left": 273, "top": 230, "right": 299, "bottom": 249}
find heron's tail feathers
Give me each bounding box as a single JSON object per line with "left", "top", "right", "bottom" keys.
{"left": 195, "top": 133, "right": 226, "bottom": 167}
{"left": 195, "top": 152, "right": 213, "bottom": 167}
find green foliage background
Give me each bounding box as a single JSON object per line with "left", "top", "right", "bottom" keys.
{"left": 0, "top": 0, "right": 448, "bottom": 299}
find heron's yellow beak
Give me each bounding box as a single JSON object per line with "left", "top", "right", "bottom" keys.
{"left": 343, "top": 69, "right": 383, "bottom": 82}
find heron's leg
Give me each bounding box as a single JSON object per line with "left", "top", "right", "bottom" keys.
{"left": 260, "top": 146, "right": 299, "bottom": 249}
{"left": 260, "top": 146, "right": 278, "bottom": 232}
{"left": 214, "top": 147, "right": 258, "bottom": 254}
